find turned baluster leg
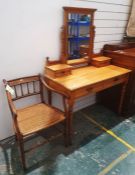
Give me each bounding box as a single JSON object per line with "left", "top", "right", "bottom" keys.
{"left": 67, "top": 98, "right": 74, "bottom": 145}
{"left": 48, "top": 90, "right": 52, "bottom": 105}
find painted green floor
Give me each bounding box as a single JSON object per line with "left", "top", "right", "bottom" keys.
{"left": 0, "top": 105, "right": 135, "bottom": 175}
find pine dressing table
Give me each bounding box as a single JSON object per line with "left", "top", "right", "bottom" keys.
{"left": 44, "top": 7, "right": 131, "bottom": 144}
{"left": 44, "top": 64, "right": 131, "bottom": 144}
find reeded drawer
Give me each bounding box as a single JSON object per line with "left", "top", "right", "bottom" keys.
{"left": 45, "top": 64, "right": 72, "bottom": 78}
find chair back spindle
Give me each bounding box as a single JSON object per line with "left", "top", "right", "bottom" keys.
{"left": 3, "top": 75, "right": 42, "bottom": 102}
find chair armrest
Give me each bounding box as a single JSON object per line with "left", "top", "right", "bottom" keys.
{"left": 8, "top": 96, "right": 17, "bottom": 117}
{"left": 40, "top": 76, "right": 69, "bottom": 99}
{"left": 40, "top": 75, "right": 69, "bottom": 115}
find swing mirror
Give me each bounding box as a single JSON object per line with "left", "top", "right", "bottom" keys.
{"left": 60, "top": 7, "right": 96, "bottom": 64}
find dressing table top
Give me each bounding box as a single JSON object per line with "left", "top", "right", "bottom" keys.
{"left": 46, "top": 65, "right": 131, "bottom": 91}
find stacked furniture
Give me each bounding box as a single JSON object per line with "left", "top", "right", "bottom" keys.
{"left": 99, "top": 42, "right": 135, "bottom": 117}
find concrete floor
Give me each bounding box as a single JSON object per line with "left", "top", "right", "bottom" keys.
{"left": 0, "top": 104, "right": 135, "bottom": 175}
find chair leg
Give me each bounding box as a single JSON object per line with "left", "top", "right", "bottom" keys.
{"left": 18, "top": 138, "right": 26, "bottom": 170}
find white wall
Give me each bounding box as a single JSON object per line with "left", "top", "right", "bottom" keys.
{"left": 0, "top": 0, "right": 132, "bottom": 140}
{"left": 0, "top": 0, "right": 69, "bottom": 140}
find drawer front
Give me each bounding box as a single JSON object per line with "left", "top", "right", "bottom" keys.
{"left": 45, "top": 68, "right": 71, "bottom": 78}
{"left": 55, "top": 70, "right": 71, "bottom": 77}
{"left": 74, "top": 74, "right": 128, "bottom": 98}
{"left": 92, "top": 61, "right": 110, "bottom": 67}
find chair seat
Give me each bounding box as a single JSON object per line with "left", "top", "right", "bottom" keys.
{"left": 17, "top": 103, "right": 65, "bottom": 136}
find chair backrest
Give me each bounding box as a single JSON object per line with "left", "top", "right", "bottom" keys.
{"left": 3, "top": 75, "right": 43, "bottom": 102}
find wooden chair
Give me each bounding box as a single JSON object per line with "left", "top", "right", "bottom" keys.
{"left": 3, "top": 75, "right": 69, "bottom": 169}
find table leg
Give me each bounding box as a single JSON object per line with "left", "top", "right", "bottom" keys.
{"left": 48, "top": 90, "right": 52, "bottom": 105}
{"left": 118, "top": 80, "right": 128, "bottom": 115}
{"left": 67, "top": 98, "right": 74, "bottom": 145}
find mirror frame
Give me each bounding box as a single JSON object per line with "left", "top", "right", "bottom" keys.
{"left": 60, "top": 7, "right": 97, "bottom": 65}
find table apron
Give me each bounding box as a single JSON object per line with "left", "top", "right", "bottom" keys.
{"left": 72, "top": 74, "right": 129, "bottom": 99}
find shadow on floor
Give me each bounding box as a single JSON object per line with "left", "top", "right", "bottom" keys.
{"left": 0, "top": 104, "right": 133, "bottom": 175}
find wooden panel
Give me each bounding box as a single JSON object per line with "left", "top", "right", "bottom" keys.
{"left": 76, "top": 0, "right": 132, "bottom": 6}
{"left": 95, "top": 34, "right": 123, "bottom": 42}
{"left": 70, "top": 0, "right": 131, "bottom": 13}
{"left": 95, "top": 27, "right": 126, "bottom": 35}
{"left": 95, "top": 11, "right": 129, "bottom": 20}
{"left": 95, "top": 20, "right": 127, "bottom": 28}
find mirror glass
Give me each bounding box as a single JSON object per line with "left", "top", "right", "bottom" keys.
{"left": 68, "top": 13, "right": 90, "bottom": 59}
